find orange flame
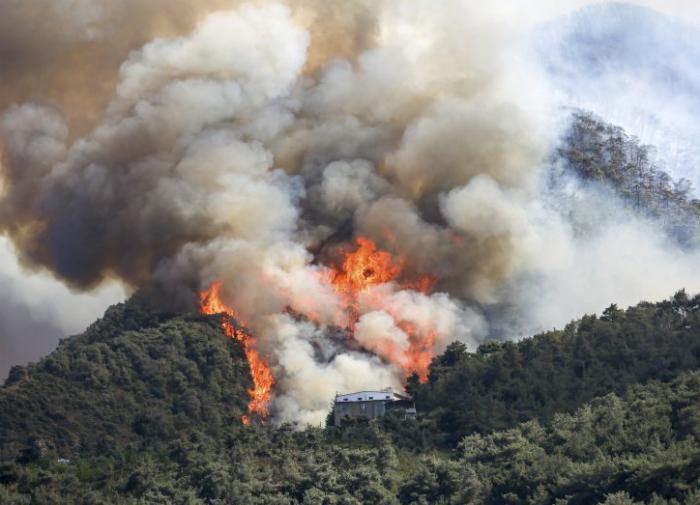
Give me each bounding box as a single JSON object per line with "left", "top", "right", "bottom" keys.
{"left": 200, "top": 282, "right": 274, "bottom": 425}
{"left": 328, "top": 237, "right": 437, "bottom": 382}
{"left": 200, "top": 237, "right": 437, "bottom": 424}
{"left": 330, "top": 237, "right": 405, "bottom": 294}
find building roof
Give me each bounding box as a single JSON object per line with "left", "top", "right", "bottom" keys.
{"left": 335, "top": 389, "right": 410, "bottom": 403}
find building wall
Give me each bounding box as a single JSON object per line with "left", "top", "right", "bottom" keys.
{"left": 334, "top": 400, "right": 388, "bottom": 426}
{"left": 333, "top": 390, "right": 416, "bottom": 426}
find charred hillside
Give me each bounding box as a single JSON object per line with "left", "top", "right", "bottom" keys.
{"left": 0, "top": 297, "right": 250, "bottom": 461}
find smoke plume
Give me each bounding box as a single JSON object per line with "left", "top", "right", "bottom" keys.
{"left": 2, "top": 0, "right": 700, "bottom": 424}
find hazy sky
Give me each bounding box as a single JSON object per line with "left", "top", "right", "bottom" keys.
{"left": 0, "top": 238, "right": 125, "bottom": 378}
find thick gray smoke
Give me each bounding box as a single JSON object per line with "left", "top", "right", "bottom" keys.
{"left": 2, "top": 0, "right": 700, "bottom": 424}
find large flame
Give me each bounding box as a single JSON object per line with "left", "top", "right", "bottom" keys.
{"left": 327, "top": 237, "right": 437, "bottom": 382}
{"left": 199, "top": 282, "right": 274, "bottom": 425}
{"left": 200, "top": 237, "right": 437, "bottom": 425}
{"left": 330, "top": 237, "right": 405, "bottom": 294}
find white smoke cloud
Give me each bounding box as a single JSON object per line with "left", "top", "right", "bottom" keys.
{"left": 317, "top": 160, "right": 391, "bottom": 218}
{"left": 356, "top": 311, "right": 411, "bottom": 357}
{"left": 512, "top": 181, "right": 700, "bottom": 334}
{"left": 266, "top": 314, "right": 403, "bottom": 426}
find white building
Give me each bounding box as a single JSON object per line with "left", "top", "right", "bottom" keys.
{"left": 333, "top": 388, "right": 416, "bottom": 426}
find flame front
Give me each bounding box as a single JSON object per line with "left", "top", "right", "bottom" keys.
{"left": 330, "top": 237, "right": 404, "bottom": 294}
{"left": 201, "top": 237, "right": 438, "bottom": 425}
{"left": 199, "top": 282, "right": 274, "bottom": 425}
{"left": 328, "top": 238, "right": 437, "bottom": 382}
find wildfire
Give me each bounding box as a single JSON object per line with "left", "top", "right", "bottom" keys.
{"left": 200, "top": 237, "right": 439, "bottom": 426}
{"left": 328, "top": 237, "right": 437, "bottom": 382}
{"left": 199, "top": 282, "right": 274, "bottom": 425}
{"left": 330, "top": 237, "right": 404, "bottom": 294}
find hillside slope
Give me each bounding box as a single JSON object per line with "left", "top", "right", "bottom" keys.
{"left": 3, "top": 363, "right": 700, "bottom": 503}
{"left": 0, "top": 297, "right": 250, "bottom": 461}
{"left": 3, "top": 293, "right": 700, "bottom": 503}
{"left": 410, "top": 291, "right": 700, "bottom": 445}
{"left": 555, "top": 111, "right": 700, "bottom": 246}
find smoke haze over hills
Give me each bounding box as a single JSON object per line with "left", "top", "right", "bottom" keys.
{"left": 535, "top": 2, "right": 700, "bottom": 187}
{"left": 2, "top": 0, "right": 700, "bottom": 424}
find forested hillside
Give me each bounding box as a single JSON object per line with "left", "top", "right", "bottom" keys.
{"left": 4, "top": 371, "right": 700, "bottom": 504}
{"left": 0, "top": 296, "right": 250, "bottom": 460}
{"left": 3, "top": 292, "right": 700, "bottom": 504}
{"left": 3, "top": 0, "right": 700, "bottom": 502}
{"left": 409, "top": 291, "right": 700, "bottom": 445}
{"left": 556, "top": 111, "right": 700, "bottom": 246}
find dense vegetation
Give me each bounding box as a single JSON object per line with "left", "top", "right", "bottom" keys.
{"left": 4, "top": 371, "right": 700, "bottom": 504}
{"left": 556, "top": 111, "right": 700, "bottom": 246}
{"left": 3, "top": 291, "right": 700, "bottom": 504}
{"left": 0, "top": 296, "right": 250, "bottom": 460}
{"left": 409, "top": 291, "right": 700, "bottom": 445}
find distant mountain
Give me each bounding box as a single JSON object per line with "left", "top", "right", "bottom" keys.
{"left": 535, "top": 2, "right": 700, "bottom": 187}
{"left": 554, "top": 110, "right": 700, "bottom": 247}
